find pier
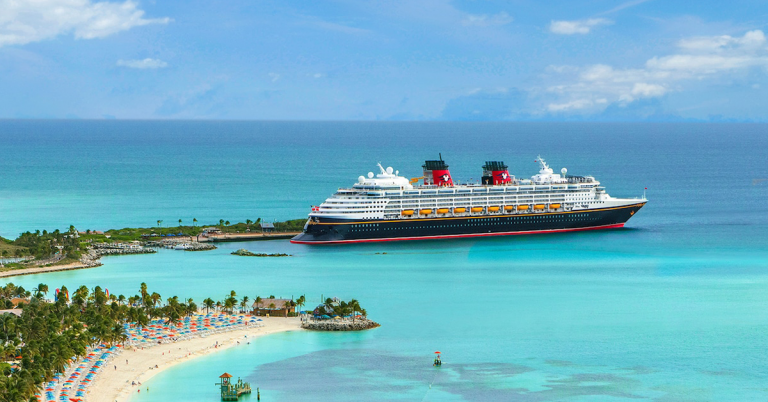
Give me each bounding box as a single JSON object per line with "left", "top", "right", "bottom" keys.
{"left": 199, "top": 232, "right": 299, "bottom": 242}
{"left": 216, "top": 373, "right": 251, "bottom": 401}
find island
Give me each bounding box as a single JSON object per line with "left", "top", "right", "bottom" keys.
{"left": 0, "top": 284, "right": 375, "bottom": 402}
{"left": 0, "top": 218, "right": 305, "bottom": 277}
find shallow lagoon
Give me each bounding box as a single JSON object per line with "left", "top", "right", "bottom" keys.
{"left": 9, "top": 228, "right": 768, "bottom": 401}
{"left": 3, "top": 121, "right": 768, "bottom": 400}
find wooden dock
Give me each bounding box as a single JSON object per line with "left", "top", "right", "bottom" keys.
{"left": 217, "top": 373, "right": 251, "bottom": 401}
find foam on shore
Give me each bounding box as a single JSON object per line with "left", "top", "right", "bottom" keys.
{"left": 87, "top": 317, "right": 302, "bottom": 402}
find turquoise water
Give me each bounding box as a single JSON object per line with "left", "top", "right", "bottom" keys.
{"left": 2, "top": 121, "right": 768, "bottom": 400}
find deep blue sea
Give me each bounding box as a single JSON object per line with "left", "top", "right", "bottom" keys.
{"left": 2, "top": 121, "right": 768, "bottom": 401}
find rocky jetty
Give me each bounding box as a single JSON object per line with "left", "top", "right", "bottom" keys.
{"left": 232, "top": 249, "right": 291, "bottom": 257}
{"left": 91, "top": 243, "right": 156, "bottom": 256}
{"left": 301, "top": 318, "right": 380, "bottom": 331}
{"left": 183, "top": 243, "right": 216, "bottom": 251}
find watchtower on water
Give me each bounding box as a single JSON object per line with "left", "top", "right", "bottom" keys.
{"left": 216, "top": 372, "right": 252, "bottom": 401}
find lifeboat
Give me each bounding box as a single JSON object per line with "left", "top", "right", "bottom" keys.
{"left": 419, "top": 209, "right": 432, "bottom": 215}
{"left": 454, "top": 207, "right": 467, "bottom": 213}
{"left": 534, "top": 204, "right": 546, "bottom": 210}
{"left": 517, "top": 205, "right": 529, "bottom": 211}
{"left": 488, "top": 206, "right": 500, "bottom": 212}
{"left": 401, "top": 210, "right": 414, "bottom": 216}
{"left": 504, "top": 206, "right": 515, "bottom": 211}
{"left": 437, "top": 208, "right": 450, "bottom": 214}
{"left": 471, "top": 207, "right": 484, "bottom": 213}
{"left": 549, "top": 203, "right": 561, "bottom": 209}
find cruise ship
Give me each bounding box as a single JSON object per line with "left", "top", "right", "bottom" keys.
{"left": 290, "top": 156, "right": 646, "bottom": 244}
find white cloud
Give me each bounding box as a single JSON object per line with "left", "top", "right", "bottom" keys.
{"left": 313, "top": 73, "right": 323, "bottom": 78}
{"left": 116, "top": 58, "right": 167, "bottom": 69}
{"left": 268, "top": 72, "right": 280, "bottom": 82}
{"left": 678, "top": 30, "right": 766, "bottom": 52}
{"left": 548, "top": 99, "right": 595, "bottom": 112}
{"left": 0, "top": 0, "right": 169, "bottom": 47}
{"left": 543, "top": 30, "right": 768, "bottom": 113}
{"left": 462, "top": 12, "right": 513, "bottom": 27}
{"left": 631, "top": 83, "right": 667, "bottom": 97}
{"left": 549, "top": 18, "right": 612, "bottom": 35}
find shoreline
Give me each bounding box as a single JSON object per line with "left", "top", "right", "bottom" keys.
{"left": 88, "top": 317, "right": 303, "bottom": 402}
{"left": 0, "top": 233, "right": 299, "bottom": 279}
{"left": 0, "top": 260, "right": 102, "bottom": 278}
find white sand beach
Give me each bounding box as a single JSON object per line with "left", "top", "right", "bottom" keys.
{"left": 87, "top": 317, "right": 302, "bottom": 402}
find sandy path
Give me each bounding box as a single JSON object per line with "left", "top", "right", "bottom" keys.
{"left": 0, "top": 261, "right": 99, "bottom": 278}
{"left": 88, "top": 317, "right": 303, "bottom": 402}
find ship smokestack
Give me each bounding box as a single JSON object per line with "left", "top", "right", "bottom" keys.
{"left": 423, "top": 155, "right": 453, "bottom": 187}
{"left": 482, "top": 161, "right": 512, "bottom": 185}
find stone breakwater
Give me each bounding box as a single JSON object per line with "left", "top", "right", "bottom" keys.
{"left": 183, "top": 243, "right": 216, "bottom": 251}
{"left": 90, "top": 244, "right": 157, "bottom": 256}
{"left": 301, "top": 319, "right": 380, "bottom": 331}
{"left": 232, "top": 249, "right": 290, "bottom": 257}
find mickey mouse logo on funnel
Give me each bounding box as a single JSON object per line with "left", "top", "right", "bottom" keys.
{"left": 422, "top": 154, "right": 454, "bottom": 187}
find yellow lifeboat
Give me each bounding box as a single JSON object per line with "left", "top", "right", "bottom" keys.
{"left": 419, "top": 209, "right": 432, "bottom": 215}
{"left": 504, "top": 205, "right": 515, "bottom": 211}
{"left": 517, "top": 205, "right": 529, "bottom": 211}
{"left": 488, "top": 206, "right": 500, "bottom": 212}
{"left": 437, "top": 208, "right": 450, "bottom": 214}
{"left": 534, "top": 204, "right": 546, "bottom": 210}
{"left": 401, "top": 210, "right": 414, "bottom": 216}
{"left": 454, "top": 207, "right": 466, "bottom": 213}
{"left": 549, "top": 203, "right": 561, "bottom": 209}
{"left": 471, "top": 207, "right": 484, "bottom": 213}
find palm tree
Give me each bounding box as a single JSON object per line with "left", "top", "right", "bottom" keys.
{"left": 219, "top": 219, "right": 225, "bottom": 228}
{"left": 246, "top": 219, "right": 252, "bottom": 230}
{"left": 178, "top": 219, "right": 183, "bottom": 227}
{"left": 203, "top": 298, "right": 215, "bottom": 313}
{"left": 240, "top": 296, "right": 249, "bottom": 313}
{"left": 283, "top": 300, "right": 292, "bottom": 317}
{"left": 254, "top": 296, "right": 262, "bottom": 309}
{"left": 225, "top": 220, "right": 230, "bottom": 226}
{"left": 193, "top": 218, "right": 198, "bottom": 227}
{"left": 224, "top": 298, "right": 235, "bottom": 314}
{"left": 296, "top": 295, "right": 306, "bottom": 313}
{"left": 34, "top": 283, "right": 48, "bottom": 299}
{"left": 157, "top": 219, "right": 163, "bottom": 228}
{"left": 349, "top": 299, "right": 361, "bottom": 322}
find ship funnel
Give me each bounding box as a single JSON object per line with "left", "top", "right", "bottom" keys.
{"left": 482, "top": 161, "right": 513, "bottom": 185}
{"left": 423, "top": 155, "right": 453, "bottom": 187}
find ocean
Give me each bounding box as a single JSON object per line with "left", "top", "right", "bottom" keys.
{"left": 2, "top": 121, "right": 768, "bottom": 401}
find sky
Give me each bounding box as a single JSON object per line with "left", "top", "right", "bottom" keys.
{"left": 2, "top": 0, "right": 768, "bottom": 121}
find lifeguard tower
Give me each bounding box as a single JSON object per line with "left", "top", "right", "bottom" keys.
{"left": 216, "top": 372, "right": 252, "bottom": 401}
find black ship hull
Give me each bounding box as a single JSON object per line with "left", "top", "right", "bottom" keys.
{"left": 291, "top": 203, "right": 645, "bottom": 244}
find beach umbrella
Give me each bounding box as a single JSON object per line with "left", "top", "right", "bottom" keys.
{"left": 434, "top": 351, "right": 441, "bottom": 354}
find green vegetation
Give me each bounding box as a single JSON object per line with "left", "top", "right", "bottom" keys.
{"left": 3, "top": 227, "right": 85, "bottom": 260}
{"left": 96, "top": 218, "right": 305, "bottom": 242}
{"left": 0, "top": 237, "right": 24, "bottom": 259}
{"left": 1, "top": 218, "right": 306, "bottom": 259}
{"left": 314, "top": 298, "right": 367, "bottom": 320}
{"left": 0, "top": 282, "right": 297, "bottom": 402}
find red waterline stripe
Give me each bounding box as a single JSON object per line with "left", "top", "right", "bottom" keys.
{"left": 289, "top": 223, "right": 626, "bottom": 245}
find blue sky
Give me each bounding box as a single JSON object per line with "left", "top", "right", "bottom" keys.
{"left": 2, "top": 0, "right": 768, "bottom": 121}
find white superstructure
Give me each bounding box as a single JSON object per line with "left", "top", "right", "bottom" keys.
{"left": 309, "top": 157, "right": 646, "bottom": 221}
